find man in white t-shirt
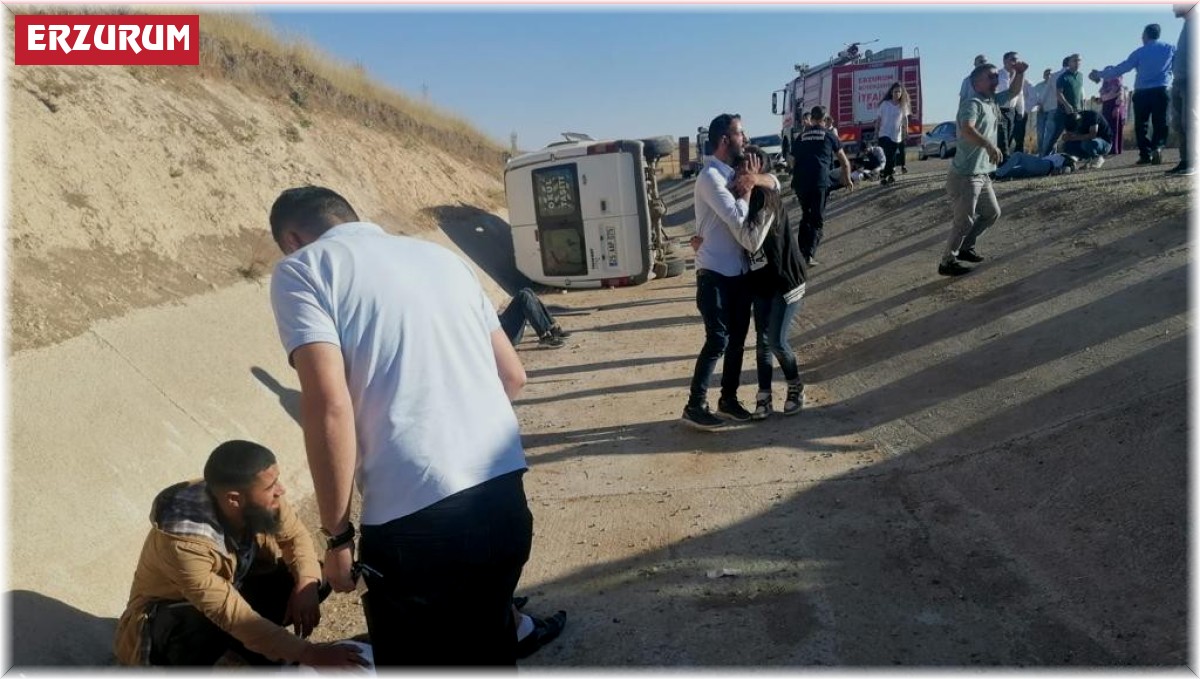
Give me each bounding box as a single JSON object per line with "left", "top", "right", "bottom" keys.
{"left": 960, "top": 54, "right": 990, "bottom": 103}
{"left": 267, "top": 186, "right": 560, "bottom": 666}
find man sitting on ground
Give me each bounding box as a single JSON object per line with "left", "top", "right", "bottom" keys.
{"left": 1062, "top": 109, "right": 1114, "bottom": 168}
{"left": 499, "top": 287, "right": 572, "bottom": 349}
{"left": 114, "top": 440, "right": 365, "bottom": 668}
{"left": 858, "top": 141, "right": 887, "bottom": 180}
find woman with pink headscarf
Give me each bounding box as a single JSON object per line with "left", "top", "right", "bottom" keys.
{"left": 1099, "top": 76, "right": 1128, "bottom": 155}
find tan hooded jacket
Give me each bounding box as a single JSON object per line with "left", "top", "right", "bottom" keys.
{"left": 113, "top": 480, "right": 321, "bottom": 665}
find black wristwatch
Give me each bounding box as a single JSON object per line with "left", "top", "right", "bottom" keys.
{"left": 320, "top": 524, "right": 355, "bottom": 551}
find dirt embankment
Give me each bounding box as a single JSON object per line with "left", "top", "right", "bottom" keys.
{"left": 7, "top": 11, "right": 508, "bottom": 353}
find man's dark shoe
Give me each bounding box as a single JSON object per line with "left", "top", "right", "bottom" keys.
{"left": 538, "top": 334, "right": 566, "bottom": 349}
{"left": 956, "top": 248, "right": 984, "bottom": 263}
{"left": 1166, "top": 164, "right": 1195, "bottom": 176}
{"left": 938, "top": 260, "right": 973, "bottom": 277}
{"left": 717, "top": 397, "right": 753, "bottom": 422}
{"left": 1151, "top": 149, "right": 1163, "bottom": 165}
{"left": 1136, "top": 156, "right": 1153, "bottom": 165}
{"left": 550, "top": 325, "right": 572, "bottom": 339}
{"left": 682, "top": 403, "right": 727, "bottom": 431}
{"left": 516, "top": 610, "right": 567, "bottom": 660}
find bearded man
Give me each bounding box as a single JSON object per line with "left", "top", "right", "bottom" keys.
{"left": 113, "top": 440, "right": 364, "bottom": 667}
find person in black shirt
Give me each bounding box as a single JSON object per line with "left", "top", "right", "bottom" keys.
{"left": 1062, "top": 110, "right": 1114, "bottom": 167}
{"left": 789, "top": 106, "right": 854, "bottom": 266}
{"left": 735, "top": 147, "right": 809, "bottom": 420}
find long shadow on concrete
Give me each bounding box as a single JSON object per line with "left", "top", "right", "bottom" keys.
{"left": 253, "top": 366, "right": 300, "bottom": 425}
{"left": 520, "top": 338, "right": 1187, "bottom": 665}
{"left": 8, "top": 590, "right": 118, "bottom": 666}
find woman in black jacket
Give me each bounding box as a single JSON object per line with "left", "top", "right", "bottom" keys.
{"left": 741, "top": 147, "right": 808, "bottom": 419}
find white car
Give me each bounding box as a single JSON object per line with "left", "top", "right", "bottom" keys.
{"left": 750, "top": 134, "right": 788, "bottom": 172}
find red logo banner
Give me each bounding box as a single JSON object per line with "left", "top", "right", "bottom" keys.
{"left": 14, "top": 15, "right": 200, "bottom": 66}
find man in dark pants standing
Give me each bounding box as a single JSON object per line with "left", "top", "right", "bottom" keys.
{"left": 996, "top": 52, "right": 1022, "bottom": 162}
{"left": 1168, "top": 3, "right": 1195, "bottom": 175}
{"left": 1090, "top": 23, "right": 1177, "bottom": 165}
{"left": 268, "top": 186, "right": 557, "bottom": 666}
{"left": 790, "top": 106, "right": 853, "bottom": 267}
{"left": 682, "top": 113, "right": 778, "bottom": 431}
{"left": 1056, "top": 54, "right": 1087, "bottom": 155}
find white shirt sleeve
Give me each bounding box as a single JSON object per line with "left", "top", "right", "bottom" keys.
{"left": 696, "top": 167, "right": 749, "bottom": 233}
{"left": 727, "top": 181, "right": 781, "bottom": 252}
{"left": 269, "top": 259, "right": 342, "bottom": 363}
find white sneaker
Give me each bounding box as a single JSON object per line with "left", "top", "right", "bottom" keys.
{"left": 752, "top": 391, "right": 773, "bottom": 421}
{"left": 1090, "top": 156, "right": 1105, "bottom": 169}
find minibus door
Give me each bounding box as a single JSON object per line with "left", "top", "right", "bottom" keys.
{"left": 532, "top": 164, "right": 588, "bottom": 278}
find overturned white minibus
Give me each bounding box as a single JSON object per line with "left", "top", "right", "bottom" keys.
{"left": 505, "top": 134, "right": 683, "bottom": 289}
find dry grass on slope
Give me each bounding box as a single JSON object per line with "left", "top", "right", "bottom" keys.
{"left": 7, "top": 5, "right": 509, "bottom": 173}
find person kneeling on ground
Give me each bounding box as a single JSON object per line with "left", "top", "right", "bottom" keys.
{"left": 858, "top": 141, "right": 886, "bottom": 180}
{"left": 1061, "top": 110, "right": 1114, "bottom": 168}
{"left": 500, "top": 287, "right": 572, "bottom": 349}
{"left": 114, "top": 440, "right": 365, "bottom": 668}
{"left": 993, "top": 151, "right": 1078, "bottom": 180}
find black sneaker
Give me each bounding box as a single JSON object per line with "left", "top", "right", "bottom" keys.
{"left": 538, "top": 335, "right": 566, "bottom": 349}
{"left": 1136, "top": 156, "right": 1153, "bottom": 165}
{"left": 550, "top": 325, "right": 572, "bottom": 339}
{"left": 682, "top": 403, "right": 727, "bottom": 431}
{"left": 956, "top": 248, "right": 984, "bottom": 263}
{"left": 717, "top": 397, "right": 753, "bottom": 422}
{"left": 1166, "top": 164, "right": 1195, "bottom": 176}
{"left": 938, "top": 260, "right": 973, "bottom": 277}
{"left": 783, "top": 381, "right": 804, "bottom": 416}
{"left": 1151, "top": 149, "right": 1163, "bottom": 165}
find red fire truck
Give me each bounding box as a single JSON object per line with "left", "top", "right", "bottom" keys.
{"left": 772, "top": 43, "right": 923, "bottom": 161}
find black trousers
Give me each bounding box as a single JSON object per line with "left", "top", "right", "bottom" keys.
{"left": 145, "top": 566, "right": 327, "bottom": 666}
{"left": 359, "top": 470, "right": 533, "bottom": 667}
{"left": 878, "top": 136, "right": 900, "bottom": 179}
{"left": 796, "top": 186, "right": 829, "bottom": 261}
{"left": 688, "top": 269, "right": 752, "bottom": 407}
{"left": 1132, "top": 86, "right": 1170, "bottom": 158}
{"left": 997, "top": 107, "right": 1015, "bottom": 159}
{"left": 1011, "top": 111, "right": 1029, "bottom": 153}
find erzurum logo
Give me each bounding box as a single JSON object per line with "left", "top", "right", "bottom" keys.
{"left": 14, "top": 15, "right": 200, "bottom": 66}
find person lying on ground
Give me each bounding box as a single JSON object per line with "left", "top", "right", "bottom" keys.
{"left": 114, "top": 440, "right": 365, "bottom": 668}
{"left": 993, "top": 151, "right": 1077, "bottom": 180}
{"left": 499, "top": 287, "right": 572, "bottom": 349}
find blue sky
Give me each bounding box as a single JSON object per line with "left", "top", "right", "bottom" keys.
{"left": 259, "top": 5, "right": 1178, "bottom": 150}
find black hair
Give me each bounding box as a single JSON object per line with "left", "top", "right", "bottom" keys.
{"left": 269, "top": 186, "right": 359, "bottom": 244}
{"left": 707, "top": 113, "right": 741, "bottom": 152}
{"left": 204, "top": 440, "right": 277, "bottom": 492}
{"left": 1003, "top": 51, "right": 1018, "bottom": 62}
{"left": 1145, "top": 23, "right": 1162, "bottom": 40}
{"left": 970, "top": 63, "right": 998, "bottom": 83}
{"left": 809, "top": 105, "right": 827, "bottom": 122}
